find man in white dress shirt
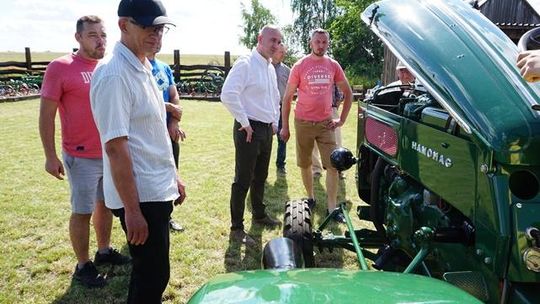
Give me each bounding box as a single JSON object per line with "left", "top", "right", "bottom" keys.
{"left": 220, "top": 25, "right": 282, "bottom": 246}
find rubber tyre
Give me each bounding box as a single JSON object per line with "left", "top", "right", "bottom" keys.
{"left": 283, "top": 199, "right": 314, "bottom": 267}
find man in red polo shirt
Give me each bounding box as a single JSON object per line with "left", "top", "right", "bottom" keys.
{"left": 39, "top": 15, "right": 129, "bottom": 288}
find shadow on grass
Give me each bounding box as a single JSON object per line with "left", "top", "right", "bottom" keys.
{"left": 52, "top": 245, "right": 131, "bottom": 304}
{"left": 264, "top": 173, "right": 290, "bottom": 220}
{"left": 310, "top": 173, "right": 352, "bottom": 269}
{"left": 224, "top": 171, "right": 291, "bottom": 273}
{"left": 224, "top": 229, "right": 262, "bottom": 273}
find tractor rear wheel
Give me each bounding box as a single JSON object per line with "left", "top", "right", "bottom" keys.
{"left": 283, "top": 199, "right": 314, "bottom": 267}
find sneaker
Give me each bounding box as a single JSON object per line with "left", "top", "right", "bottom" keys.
{"left": 252, "top": 214, "right": 280, "bottom": 227}
{"left": 326, "top": 210, "right": 347, "bottom": 224}
{"left": 230, "top": 229, "right": 256, "bottom": 246}
{"left": 94, "top": 248, "right": 131, "bottom": 266}
{"left": 277, "top": 167, "right": 287, "bottom": 176}
{"left": 169, "top": 219, "right": 185, "bottom": 232}
{"left": 73, "top": 261, "right": 107, "bottom": 288}
{"left": 306, "top": 198, "right": 316, "bottom": 210}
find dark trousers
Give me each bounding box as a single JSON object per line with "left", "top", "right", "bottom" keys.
{"left": 169, "top": 138, "right": 179, "bottom": 222}
{"left": 276, "top": 111, "right": 286, "bottom": 169}
{"left": 171, "top": 139, "right": 179, "bottom": 169}
{"left": 112, "top": 202, "right": 173, "bottom": 304}
{"left": 230, "top": 119, "right": 273, "bottom": 230}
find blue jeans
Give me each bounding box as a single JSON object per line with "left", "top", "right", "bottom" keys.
{"left": 276, "top": 113, "right": 286, "bottom": 169}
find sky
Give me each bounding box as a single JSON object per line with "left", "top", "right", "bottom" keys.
{"left": 0, "top": 0, "right": 293, "bottom": 55}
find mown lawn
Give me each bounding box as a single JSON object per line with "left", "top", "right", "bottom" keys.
{"left": 0, "top": 98, "right": 368, "bottom": 303}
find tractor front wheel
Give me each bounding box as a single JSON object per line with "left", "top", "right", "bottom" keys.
{"left": 283, "top": 199, "right": 314, "bottom": 267}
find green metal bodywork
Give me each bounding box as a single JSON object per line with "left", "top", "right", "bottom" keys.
{"left": 357, "top": 0, "right": 540, "bottom": 302}
{"left": 188, "top": 269, "right": 481, "bottom": 303}
{"left": 362, "top": 0, "right": 540, "bottom": 166}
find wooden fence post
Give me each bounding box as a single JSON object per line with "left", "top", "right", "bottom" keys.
{"left": 25, "top": 47, "right": 32, "bottom": 70}
{"left": 224, "top": 51, "right": 231, "bottom": 77}
{"left": 173, "top": 49, "right": 180, "bottom": 83}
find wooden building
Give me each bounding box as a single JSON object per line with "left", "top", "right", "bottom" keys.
{"left": 381, "top": 0, "right": 540, "bottom": 84}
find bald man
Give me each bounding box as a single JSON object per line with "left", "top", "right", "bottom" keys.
{"left": 221, "top": 25, "right": 283, "bottom": 245}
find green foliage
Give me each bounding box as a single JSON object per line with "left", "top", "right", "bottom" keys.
{"left": 329, "top": 0, "right": 383, "bottom": 85}
{"left": 286, "top": 0, "right": 383, "bottom": 85}
{"left": 290, "top": 0, "right": 339, "bottom": 53}
{"left": 240, "top": 0, "right": 277, "bottom": 49}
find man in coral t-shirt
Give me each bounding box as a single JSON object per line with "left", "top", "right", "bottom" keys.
{"left": 280, "top": 28, "right": 353, "bottom": 223}
{"left": 39, "top": 16, "right": 129, "bottom": 289}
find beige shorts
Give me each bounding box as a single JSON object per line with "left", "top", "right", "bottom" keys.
{"left": 294, "top": 118, "right": 336, "bottom": 169}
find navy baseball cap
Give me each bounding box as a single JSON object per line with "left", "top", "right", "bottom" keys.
{"left": 118, "top": 0, "right": 175, "bottom": 26}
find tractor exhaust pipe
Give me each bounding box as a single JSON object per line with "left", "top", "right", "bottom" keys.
{"left": 262, "top": 237, "right": 302, "bottom": 270}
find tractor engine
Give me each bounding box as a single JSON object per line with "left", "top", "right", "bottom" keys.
{"left": 372, "top": 162, "right": 475, "bottom": 270}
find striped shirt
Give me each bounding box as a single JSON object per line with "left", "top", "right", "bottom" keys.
{"left": 90, "top": 42, "right": 179, "bottom": 210}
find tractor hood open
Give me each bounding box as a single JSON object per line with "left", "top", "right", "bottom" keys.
{"left": 188, "top": 269, "right": 480, "bottom": 303}
{"left": 362, "top": 0, "right": 540, "bottom": 164}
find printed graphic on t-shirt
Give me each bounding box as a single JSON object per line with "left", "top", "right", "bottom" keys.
{"left": 304, "top": 65, "right": 333, "bottom": 96}
{"left": 80, "top": 71, "right": 93, "bottom": 84}
{"left": 153, "top": 70, "right": 169, "bottom": 91}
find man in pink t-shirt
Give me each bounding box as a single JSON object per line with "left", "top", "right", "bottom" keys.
{"left": 39, "top": 16, "right": 129, "bottom": 288}
{"left": 280, "top": 28, "right": 353, "bottom": 223}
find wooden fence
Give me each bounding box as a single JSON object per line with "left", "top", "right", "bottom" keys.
{"left": 0, "top": 47, "right": 48, "bottom": 79}
{"left": 0, "top": 47, "right": 232, "bottom": 101}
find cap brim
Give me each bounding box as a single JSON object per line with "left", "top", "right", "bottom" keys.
{"left": 134, "top": 15, "right": 175, "bottom": 27}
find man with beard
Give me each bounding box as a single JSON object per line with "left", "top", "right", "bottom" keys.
{"left": 39, "top": 15, "right": 130, "bottom": 288}
{"left": 90, "top": 0, "right": 186, "bottom": 302}
{"left": 280, "top": 28, "right": 353, "bottom": 223}
{"left": 221, "top": 25, "right": 282, "bottom": 246}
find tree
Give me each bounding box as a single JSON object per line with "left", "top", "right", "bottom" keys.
{"left": 288, "top": 0, "right": 383, "bottom": 85}
{"left": 329, "top": 0, "right": 383, "bottom": 85}
{"left": 290, "top": 0, "right": 338, "bottom": 53}
{"left": 240, "top": 0, "right": 277, "bottom": 49}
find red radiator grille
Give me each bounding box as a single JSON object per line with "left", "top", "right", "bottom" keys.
{"left": 365, "top": 117, "right": 398, "bottom": 156}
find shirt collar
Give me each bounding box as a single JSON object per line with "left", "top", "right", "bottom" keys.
{"left": 114, "top": 41, "right": 152, "bottom": 72}
{"left": 252, "top": 48, "right": 271, "bottom": 66}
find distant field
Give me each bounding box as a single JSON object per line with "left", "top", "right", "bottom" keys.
{"left": 0, "top": 51, "right": 239, "bottom": 66}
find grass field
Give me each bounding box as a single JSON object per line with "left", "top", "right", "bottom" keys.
{"left": 0, "top": 51, "right": 237, "bottom": 66}
{"left": 0, "top": 98, "right": 368, "bottom": 303}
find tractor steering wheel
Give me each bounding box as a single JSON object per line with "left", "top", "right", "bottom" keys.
{"left": 518, "top": 27, "right": 540, "bottom": 52}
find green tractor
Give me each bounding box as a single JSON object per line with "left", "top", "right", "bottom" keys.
{"left": 189, "top": 0, "right": 540, "bottom": 302}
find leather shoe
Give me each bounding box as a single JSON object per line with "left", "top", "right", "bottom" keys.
{"left": 306, "top": 198, "right": 316, "bottom": 209}
{"left": 252, "top": 214, "right": 280, "bottom": 227}
{"left": 169, "top": 219, "right": 184, "bottom": 232}
{"left": 230, "top": 229, "right": 256, "bottom": 246}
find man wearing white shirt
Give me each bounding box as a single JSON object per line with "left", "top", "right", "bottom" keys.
{"left": 220, "top": 25, "right": 282, "bottom": 246}
{"left": 90, "top": 0, "right": 186, "bottom": 302}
